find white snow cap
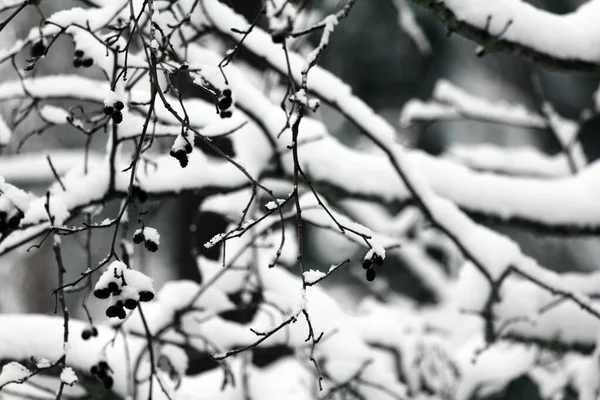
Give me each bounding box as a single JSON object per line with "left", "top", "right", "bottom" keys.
{"left": 0, "top": 362, "right": 30, "bottom": 387}
{"left": 60, "top": 367, "right": 78, "bottom": 386}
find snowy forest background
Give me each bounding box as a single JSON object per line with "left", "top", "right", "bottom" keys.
{"left": 1, "top": 0, "right": 600, "bottom": 399}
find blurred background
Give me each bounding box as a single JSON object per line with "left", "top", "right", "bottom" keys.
{"left": 0, "top": 0, "right": 599, "bottom": 328}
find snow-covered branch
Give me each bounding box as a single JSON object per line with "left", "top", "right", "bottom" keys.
{"left": 411, "top": 0, "right": 600, "bottom": 74}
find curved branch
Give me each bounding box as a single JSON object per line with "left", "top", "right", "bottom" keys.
{"left": 411, "top": 0, "right": 600, "bottom": 74}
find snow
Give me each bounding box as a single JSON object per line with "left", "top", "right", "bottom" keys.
{"left": 289, "top": 89, "right": 319, "bottom": 111}
{"left": 393, "top": 0, "right": 431, "bottom": 57}
{"left": 266, "top": 0, "right": 298, "bottom": 38}
{"left": 60, "top": 367, "right": 77, "bottom": 386}
{"left": 400, "top": 79, "right": 546, "bottom": 128}
{"left": 544, "top": 103, "right": 578, "bottom": 148}
{"left": 103, "top": 90, "right": 122, "bottom": 108}
{"left": 47, "top": 195, "right": 69, "bottom": 226}
{"left": 0, "top": 180, "right": 30, "bottom": 214}
{"left": 0, "top": 315, "right": 152, "bottom": 399}
{"left": 35, "top": 358, "right": 52, "bottom": 369}
{"left": 264, "top": 198, "right": 287, "bottom": 211}
{"left": 95, "top": 261, "right": 125, "bottom": 296}
{"left": 454, "top": 340, "right": 537, "bottom": 400}
{"left": 0, "top": 114, "right": 11, "bottom": 146}
{"left": 0, "top": 362, "right": 30, "bottom": 387}
{"left": 2, "top": 1, "right": 600, "bottom": 399}
{"left": 123, "top": 269, "right": 154, "bottom": 293}
{"left": 305, "top": 15, "right": 338, "bottom": 68}
{"left": 364, "top": 247, "right": 385, "bottom": 263}
{"left": 160, "top": 344, "right": 188, "bottom": 378}
{"left": 141, "top": 227, "right": 160, "bottom": 245}
{"left": 0, "top": 151, "right": 102, "bottom": 185}
{"left": 197, "top": 0, "right": 398, "bottom": 143}
{"left": 444, "top": 144, "right": 570, "bottom": 177}
{"left": 46, "top": 1, "right": 128, "bottom": 32}
{"left": 303, "top": 269, "right": 326, "bottom": 285}
{"left": 39, "top": 105, "right": 70, "bottom": 124}
{"left": 0, "top": 0, "right": 24, "bottom": 9}
{"left": 431, "top": 0, "right": 600, "bottom": 64}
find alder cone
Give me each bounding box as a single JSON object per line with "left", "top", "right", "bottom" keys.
{"left": 366, "top": 268, "right": 376, "bottom": 282}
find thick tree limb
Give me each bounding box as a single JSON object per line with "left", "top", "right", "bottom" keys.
{"left": 411, "top": 0, "right": 600, "bottom": 74}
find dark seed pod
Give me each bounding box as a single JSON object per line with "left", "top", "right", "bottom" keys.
{"left": 82, "top": 58, "right": 93, "bottom": 68}
{"left": 222, "top": 88, "right": 231, "bottom": 97}
{"left": 81, "top": 329, "right": 91, "bottom": 340}
{"left": 373, "top": 254, "right": 384, "bottom": 266}
{"left": 98, "top": 361, "right": 109, "bottom": 371}
{"left": 133, "top": 230, "right": 145, "bottom": 244}
{"left": 114, "top": 101, "right": 124, "bottom": 111}
{"left": 107, "top": 281, "right": 119, "bottom": 294}
{"left": 184, "top": 142, "right": 192, "bottom": 154}
{"left": 111, "top": 111, "right": 123, "bottom": 124}
{"left": 366, "top": 268, "right": 376, "bottom": 282}
{"left": 90, "top": 365, "right": 98, "bottom": 375}
{"left": 362, "top": 259, "right": 373, "bottom": 270}
{"left": 74, "top": 49, "right": 84, "bottom": 58}
{"left": 220, "top": 110, "right": 232, "bottom": 119}
{"left": 103, "top": 105, "right": 114, "bottom": 115}
{"left": 7, "top": 212, "right": 23, "bottom": 231}
{"left": 271, "top": 32, "right": 286, "bottom": 44}
{"left": 116, "top": 307, "right": 126, "bottom": 320}
{"left": 91, "top": 327, "right": 98, "bottom": 337}
{"left": 93, "top": 288, "right": 110, "bottom": 299}
{"left": 170, "top": 149, "right": 189, "bottom": 168}
{"left": 24, "top": 64, "right": 34, "bottom": 72}
{"left": 144, "top": 240, "right": 158, "bottom": 252}
{"left": 73, "top": 58, "right": 82, "bottom": 68}
{"left": 103, "top": 375, "right": 114, "bottom": 390}
{"left": 124, "top": 299, "right": 138, "bottom": 310}
{"left": 218, "top": 96, "right": 232, "bottom": 110}
{"left": 105, "top": 305, "right": 119, "bottom": 318}
{"left": 31, "top": 41, "right": 46, "bottom": 58}
{"left": 139, "top": 291, "right": 154, "bottom": 302}
{"left": 96, "top": 367, "right": 108, "bottom": 378}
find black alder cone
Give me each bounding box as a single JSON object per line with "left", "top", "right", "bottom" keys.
{"left": 105, "top": 305, "right": 119, "bottom": 318}
{"left": 82, "top": 58, "right": 93, "bottom": 68}
{"left": 31, "top": 41, "right": 46, "bottom": 58}
{"left": 144, "top": 240, "right": 158, "bottom": 252}
{"left": 133, "top": 230, "right": 145, "bottom": 244}
{"left": 124, "top": 299, "right": 138, "bottom": 310}
{"left": 366, "top": 268, "right": 376, "bottom": 282}
{"left": 94, "top": 288, "right": 110, "bottom": 299}
{"left": 103, "top": 376, "right": 114, "bottom": 390}
{"left": 107, "top": 281, "right": 119, "bottom": 294}
{"left": 373, "top": 254, "right": 384, "bottom": 266}
{"left": 112, "top": 111, "right": 123, "bottom": 124}
{"left": 139, "top": 290, "right": 154, "bottom": 302}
